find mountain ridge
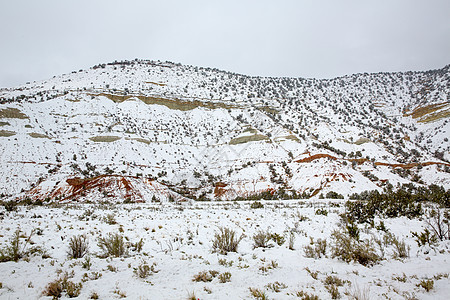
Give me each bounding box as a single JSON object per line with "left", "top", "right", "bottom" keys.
{"left": 0, "top": 59, "right": 449, "bottom": 202}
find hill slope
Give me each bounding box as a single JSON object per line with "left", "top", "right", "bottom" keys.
{"left": 0, "top": 60, "right": 449, "bottom": 201}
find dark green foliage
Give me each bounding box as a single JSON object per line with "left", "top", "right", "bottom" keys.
{"left": 315, "top": 208, "right": 328, "bottom": 216}
{"left": 234, "top": 188, "right": 303, "bottom": 201}
{"left": 2, "top": 200, "right": 18, "bottom": 212}
{"left": 325, "top": 191, "right": 344, "bottom": 199}
{"left": 270, "top": 233, "right": 285, "bottom": 246}
{"left": 250, "top": 201, "right": 264, "bottom": 209}
{"left": 345, "top": 219, "right": 360, "bottom": 240}
{"left": 344, "top": 185, "right": 442, "bottom": 223}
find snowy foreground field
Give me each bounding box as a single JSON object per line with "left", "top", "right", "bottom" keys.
{"left": 0, "top": 200, "right": 449, "bottom": 299}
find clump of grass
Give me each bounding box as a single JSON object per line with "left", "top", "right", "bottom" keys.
{"left": 249, "top": 287, "right": 269, "bottom": 300}
{"left": 66, "top": 281, "right": 83, "bottom": 298}
{"left": 250, "top": 201, "right": 264, "bottom": 209}
{"left": 315, "top": 208, "right": 328, "bottom": 216}
{"left": 417, "top": 279, "right": 434, "bottom": 292}
{"left": 134, "top": 261, "right": 158, "bottom": 279}
{"left": 411, "top": 228, "right": 438, "bottom": 247}
{"left": 218, "top": 258, "right": 233, "bottom": 267}
{"left": 212, "top": 227, "right": 244, "bottom": 254}
{"left": 323, "top": 275, "right": 346, "bottom": 299}
{"left": 131, "top": 238, "right": 144, "bottom": 253}
{"left": 113, "top": 286, "right": 126, "bottom": 298}
{"left": 187, "top": 291, "right": 197, "bottom": 300}
{"left": 253, "top": 229, "right": 272, "bottom": 249}
{"left": 304, "top": 267, "right": 319, "bottom": 280}
{"left": 218, "top": 272, "right": 232, "bottom": 283}
{"left": 192, "top": 270, "right": 218, "bottom": 282}
{"left": 67, "top": 234, "right": 89, "bottom": 259}
{"left": 287, "top": 230, "right": 296, "bottom": 250}
{"left": 43, "top": 274, "right": 82, "bottom": 299}
{"left": 82, "top": 256, "right": 92, "bottom": 270}
{"left": 97, "top": 233, "right": 126, "bottom": 257}
{"left": 345, "top": 283, "right": 370, "bottom": 300}
{"left": 0, "top": 228, "right": 35, "bottom": 262}
{"left": 270, "top": 233, "right": 285, "bottom": 246}
{"left": 259, "top": 260, "right": 279, "bottom": 274}
{"left": 2, "top": 200, "right": 18, "bottom": 212}
{"left": 392, "top": 236, "right": 410, "bottom": 259}
{"left": 103, "top": 213, "right": 117, "bottom": 225}
{"left": 323, "top": 275, "right": 345, "bottom": 287}
{"left": 294, "top": 290, "right": 319, "bottom": 300}
{"left": 303, "top": 237, "right": 327, "bottom": 258}
{"left": 265, "top": 281, "right": 287, "bottom": 292}
{"left": 325, "top": 284, "right": 340, "bottom": 299}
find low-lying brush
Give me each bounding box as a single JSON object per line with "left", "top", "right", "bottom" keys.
{"left": 330, "top": 230, "right": 381, "bottom": 266}
{"left": 97, "top": 233, "right": 126, "bottom": 257}
{"left": 43, "top": 274, "right": 82, "bottom": 299}
{"left": 218, "top": 271, "right": 232, "bottom": 283}
{"left": 192, "top": 270, "right": 218, "bottom": 282}
{"left": 303, "top": 237, "right": 327, "bottom": 259}
{"left": 212, "top": 227, "right": 243, "bottom": 254}
{"left": 253, "top": 229, "right": 272, "bottom": 249}
{"left": 417, "top": 279, "right": 434, "bottom": 292}
{"left": 347, "top": 184, "right": 450, "bottom": 224}
{"left": 67, "top": 234, "right": 89, "bottom": 259}
{"left": 133, "top": 261, "right": 158, "bottom": 279}
{"left": 0, "top": 228, "right": 37, "bottom": 262}
{"left": 249, "top": 287, "right": 269, "bottom": 300}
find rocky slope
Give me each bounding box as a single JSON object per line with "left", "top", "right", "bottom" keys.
{"left": 0, "top": 60, "right": 449, "bottom": 202}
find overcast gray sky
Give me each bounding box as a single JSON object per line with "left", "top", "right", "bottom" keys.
{"left": 1, "top": 0, "right": 449, "bottom": 87}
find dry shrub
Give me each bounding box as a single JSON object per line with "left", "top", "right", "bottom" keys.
{"left": 67, "top": 234, "right": 89, "bottom": 259}
{"left": 330, "top": 230, "right": 380, "bottom": 266}
{"left": 212, "top": 227, "right": 243, "bottom": 254}
{"left": 97, "top": 233, "right": 126, "bottom": 257}
{"left": 253, "top": 229, "right": 272, "bottom": 249}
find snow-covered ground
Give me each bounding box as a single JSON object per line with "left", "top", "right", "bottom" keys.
{"left": 0, "top": 200, "right": 448, "bottom": 299}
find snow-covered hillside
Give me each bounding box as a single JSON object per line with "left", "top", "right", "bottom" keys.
{"left": 0, "top": 60, "right": 449, "bottom": 201}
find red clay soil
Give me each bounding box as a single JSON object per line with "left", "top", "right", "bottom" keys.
{"left": 28, "top": 175, "right": 153, "bottom": 202}
{"left": 295, "top": 153, "right": 367, "bottom": 165}
{"left": 214, "top": 182, "right": 228, "bottom": 198}
{"left": 295, "top": 153, "right": 448, "bottom": 170}
{"left": 295, "top": 154, "right": 338, "bottom": 163}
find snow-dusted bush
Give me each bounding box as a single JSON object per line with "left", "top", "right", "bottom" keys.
{"left": 67, "top": 234, "right": 89, "bottom": 259}
{"left": 330, "top": 230, "right": 380, "bottom": 266}
{"left": 212, "top": 227, "right": 243, "bottom": 254}
{"left": 97, "top": 233, "right": 126, "bottom": 257}
{"left": 303, "top": 237, "right": 327, "bottom": 259}
{"left": 192, "top": 270, "right": 218, "bottom": 282}
{"left": 253, "top": 229, "right": 272, "bottom": 249}
{"left": 133, "top": 261, "right": 158, "bottom": 279}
